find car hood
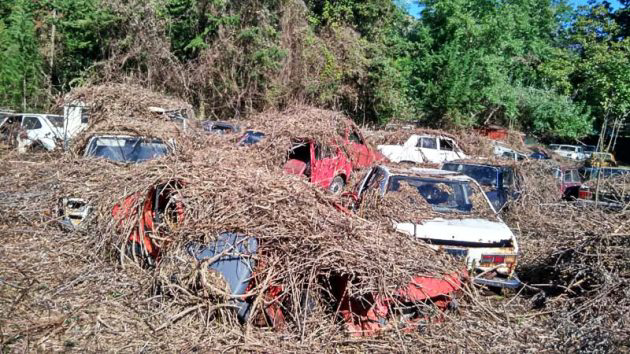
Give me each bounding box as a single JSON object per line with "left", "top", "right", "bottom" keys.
{"left": 395, "top": 218, "right": 515, "bottom": 245}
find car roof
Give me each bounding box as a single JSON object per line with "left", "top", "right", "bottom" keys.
{"left": 444, "top": 160, "right": 506, "bottom": 168}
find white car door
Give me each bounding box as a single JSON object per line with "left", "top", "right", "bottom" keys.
{"left": 437, "top": 137, "right": 460, "bottom": 161}
{"left": 21, "top": 116, "right": 56, "bottom": 150}
{"left": 417, "top": 137, "right": 440, "bottom": 163}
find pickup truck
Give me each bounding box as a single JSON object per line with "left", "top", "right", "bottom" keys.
{"left": 355, "top": 165, "right": 521, "bottom": 289}
{"left": 377, "top": 134, "right": 467, "bottom": 164}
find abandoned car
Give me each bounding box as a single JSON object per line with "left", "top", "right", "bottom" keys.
{"left": 586, "top": 152, "right": 617, "bottom": 168}
{"left": 0, "top": 113, "right": 65, "bottom": 152}
{"left": 549, "top": 144, "right": 587, "bottom": 161}
{"left": 110, "top": 179, "right": 464, "bottom": 334}
{"left": 442, "top": 161, "right": 521, "bottom": 211}
{"left": 354, "top": 166, "right": 521, "bottom": 289}
{"left": 59, "top": 134, "right": 173, "bottom": 229}
{"left": 553, "top": 167, "right": 582, "bottom": 200}
{"left": 377, "top": 134, "right": 467, "bottom": 164}
{"left": 284, "top": 140, "right": 353, "bottom": 194}
{"left": 237, "top": 130, "right": 266, "bottom": 145}
{"left": 578, "top": 173, "right": 630, "bottom": 210}
{"left": 202, "top": 121, "right": 241, "bottom": 135}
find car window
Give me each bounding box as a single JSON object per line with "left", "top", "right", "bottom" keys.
{"left": 22, "top": 117, "right": 42, "bottom": 130}
{"left": 349, "top": 131, "right": 363, "bottom": 144}
{"left": 321, "top": 145, "right": 335, "bottom": 158}
{"left": 564, "top": 171, "right": 572, "bottom": 182}
{"left": 553, "top": 169, "right": 562, "bottom": 179}
{"left": 439, "top": 138, "right": 454, "bottom": 151}
{"left": 47, "top": 115, "right": 64, "bottom": 128}
{"left": 571, "top": 170, "right": 580, "bottom": 182}
{"left": 560, "top": 146, "right": 575, "bottom": 152}
{"left": 502, "top": 169, "right": 514, "bottom": 187}
{"left": 421, "top": 137, "right": 437, "bottom": 149}
{"left": 81, "top": 108, "right": 89, "bottom": 124}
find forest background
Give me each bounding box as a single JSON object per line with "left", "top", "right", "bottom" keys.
{"left": 0, "top": 0, "right": 628, "bottom": 142}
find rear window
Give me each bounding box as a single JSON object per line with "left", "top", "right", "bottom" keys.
{"left": 47, "top": 115, "right": 64, "bottom": 128}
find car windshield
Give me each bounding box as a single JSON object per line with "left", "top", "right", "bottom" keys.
{"left": 387, "top": 176, "right": 476, "bottom": 213}
{"left": 593, "top": 153, "right": 611, "bottom": 159}
{"left": 442, "top": 164, "right": 498, "bottom": 188}
{"left": 240, "top": 130, "right": 265, "bottom": 145}
{"left": 85, "top": 136, "right": 170, "bottom": 163}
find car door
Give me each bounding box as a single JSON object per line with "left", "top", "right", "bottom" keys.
{"left": 21, "top": 116, "right": 55, "bottom": 150}
{"left": 311, "top": 143, "right": 337, "bottom": 189}
{"left": 345, "top": 128, "right": 370, "bottom": 168}
{"left": 438, "top": 138, "right": 459, "bottom": 161}
{"left": 417, "top": 137, "right": 440, "bottom": 163}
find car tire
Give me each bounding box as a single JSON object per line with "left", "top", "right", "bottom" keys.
{"left": 328, "top": 176, "right": 345, "bottom": 195}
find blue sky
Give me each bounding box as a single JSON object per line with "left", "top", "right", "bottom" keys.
{"left": 402, "top": 0, "right": 623, "bottom": 17}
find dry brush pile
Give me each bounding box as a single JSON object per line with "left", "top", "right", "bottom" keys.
{"left": 0, "top": 86, "right": 469, "bottom": 351}
{"left": 2, "top": 84, "right": 629, "bottom": 351}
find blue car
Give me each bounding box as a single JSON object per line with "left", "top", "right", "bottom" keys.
{"left": 442, "top": 162, "right": 521, "bottom": 212}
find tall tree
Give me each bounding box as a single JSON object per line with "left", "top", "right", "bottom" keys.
{"left": 571, "top": 2, "right": 630, "bottom": 150}
{"left": 409, "top": 0, "right": 591, "bottom": 138}
{"left": 0, "top": 0, "right": 43, "bottom": 111}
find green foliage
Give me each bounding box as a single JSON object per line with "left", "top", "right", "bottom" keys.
{"left": 0, "top": 0, "right": 625, "bottom": 139}
{"left": 408, "top": 0, "right": 592, "bottom": 138}
{"left": 50, "top": 0, "right": 119, "bottom": 90}
{"left": 571, "top": 3, "right": 630, "bottom": 129}
{"left": 0, "top": 0, "right": 43, "bottom": 110}
{"left": 516, "top": 87, "right": 592, "bottom": 139}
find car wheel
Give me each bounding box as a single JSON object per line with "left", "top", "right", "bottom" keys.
{"left": 328, "top": 176, "right": 345, "bottom": 195}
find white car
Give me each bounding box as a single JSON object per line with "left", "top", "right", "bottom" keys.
{"left": 0, "top": 109, "right": 89, "bottom": 152}
{"left": 492, "top": 141, "right": 528, "bottom": 161}
{"left": 549, "top": 144, "right": 587, "bottom": 160}
{"left": 377, "top": 134, "right": 467, "bottom": 164}
{"left": 356, "top": 165, "right": 521, "bottom": 289}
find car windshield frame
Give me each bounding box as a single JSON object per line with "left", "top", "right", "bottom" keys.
{"left": 386, "top": 175, "right": 478, "bottom": 213}
{"left": 85, "top": 136, "right": 170, "bottom": 163}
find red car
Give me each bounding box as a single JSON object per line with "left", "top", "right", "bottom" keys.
{"left": 283, "top": 139, "right": 354, "bottom": 194}
{"left": 341, "top": 126, "right": 385, "bottom": 168}
{"left": 112, "top": 180, "right": 464, "bottom": 334}
{"left": 553, "top": 167, "right": 582, "bottom": 200}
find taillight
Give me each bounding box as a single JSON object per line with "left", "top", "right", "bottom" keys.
{"left": 480, "top": 254, "right": 516, "bottom": 264}
{"left": 578, "top": 188, "right": 592, "bottom": 200}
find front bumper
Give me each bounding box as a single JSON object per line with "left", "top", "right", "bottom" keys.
{"left": 473, "top": 275, "right": 521, "bottom": 289}
{"left": 58, "top": 197, "right": 91, "bottom": 230}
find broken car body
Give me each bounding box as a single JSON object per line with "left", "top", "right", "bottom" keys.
{"left": 283, "top": 139, "right": 353, "bottom": 194}
{"left": 59, "top": 134, "right": 173, "bottom": 229}
{"left": 355, "top": 166, "right": 521, "bottom": 289}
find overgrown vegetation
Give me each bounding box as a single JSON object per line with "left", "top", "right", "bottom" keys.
{"left": 0, "top": 0, "right": 628, "bottom": 139}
